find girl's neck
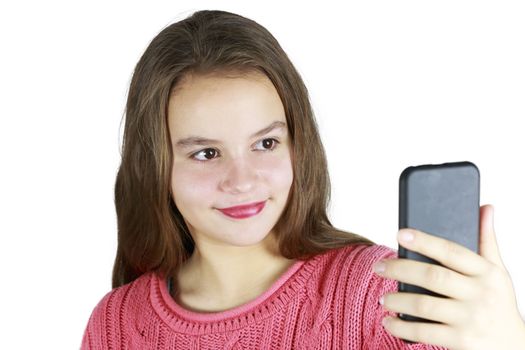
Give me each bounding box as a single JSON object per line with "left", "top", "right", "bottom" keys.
{"left": 171, "top": 252, "right": 295, "bottom": 313}
{"left": 178, "top": 232, "right": 282, "bottom": 291}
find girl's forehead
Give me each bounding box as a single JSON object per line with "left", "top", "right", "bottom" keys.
{"left": 167, "top": 73, "right": 285, "bottom": 131}
{"left": 171, "top": 72, "right": 272, "bottom": 101}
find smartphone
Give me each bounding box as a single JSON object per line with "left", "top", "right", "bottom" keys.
{"left": 398, "top": 161, "right": 480, "bottom": 325}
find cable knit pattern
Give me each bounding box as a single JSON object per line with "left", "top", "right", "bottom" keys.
{"left": 81, "top": 244, "right": 448, "bottom": 349}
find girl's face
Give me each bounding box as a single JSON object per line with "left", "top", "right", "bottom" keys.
{"left": 167, "top": 72, "right": 293, "bottom": 249}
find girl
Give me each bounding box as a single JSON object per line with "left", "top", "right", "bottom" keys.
{"left": 81, "top": 10, "right": 525, "bottom": 349}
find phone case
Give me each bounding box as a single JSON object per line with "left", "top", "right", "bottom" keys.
{"left": 398, "top": 161, "right": 480, "bottom": 325}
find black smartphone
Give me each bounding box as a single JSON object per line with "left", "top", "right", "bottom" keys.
{"left": 398, "top": 161, "right": 480, "bottom": 325}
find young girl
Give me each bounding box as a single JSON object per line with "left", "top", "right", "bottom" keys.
{"left": 81, "top": 10, "right": 525, "bottom": 349}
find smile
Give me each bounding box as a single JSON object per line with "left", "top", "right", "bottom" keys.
{"left": 217, "top": 200, "right": 267, "bottom": 219}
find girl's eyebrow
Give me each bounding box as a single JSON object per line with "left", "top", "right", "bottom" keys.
{"left": 175, "top": 120, "right": 286, "bottom": 149}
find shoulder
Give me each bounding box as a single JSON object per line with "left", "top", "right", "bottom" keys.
{"left": 310, "top": 243, "right": 400, "bottom": 313}
{"left": 317, "top": 243, "right": 397, "bottom": 280}
{"left": 90, "top": 272, "right": 152, "bottom": 316}
{"left": 326, "top": 244, "right": 400, "bottom": 344}
{"left": 302, "top": 243, "right": 398, "bottom": 306}
{"left": 333, "top": 243, "right": 398, "bottom": 294}
{"left": 334, "top": 243, "right": 397, "bottom": 262}
{"left": 81, "top": 272, "right": 154, "bottom": 349}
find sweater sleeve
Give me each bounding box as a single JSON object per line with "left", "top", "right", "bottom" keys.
{"left": 80, "top": 290, "right": 114, "bottom": 350}
{"left": 363, "top": 246, "right": 448, "bottom": 350}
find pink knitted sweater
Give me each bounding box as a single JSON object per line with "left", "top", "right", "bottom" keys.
{"left": 81, "top": 244, "right": 447, "bottom": 349}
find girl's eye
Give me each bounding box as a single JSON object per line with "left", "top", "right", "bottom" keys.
{"left": 190, "top": 138, "right": 280, "bottom": 162}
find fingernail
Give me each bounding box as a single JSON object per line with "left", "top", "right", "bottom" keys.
{"left": 373, "top": 261, "right": 386, "bottom": 274}
{"left": 398, "top": 230, "right": 414, "bottom": 243}
{"left": 379, "top": 295, "right": 384, "bottom": 305}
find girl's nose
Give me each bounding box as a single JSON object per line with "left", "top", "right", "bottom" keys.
{"left": 219, "top": 157, "right": 259, "bottom": 194}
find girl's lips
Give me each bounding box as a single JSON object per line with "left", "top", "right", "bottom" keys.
{"left": 219, "top": 200, "right": 267, "bottom": 211}
{"left": 217, "top": 200, "right": 267, "bottom": 219}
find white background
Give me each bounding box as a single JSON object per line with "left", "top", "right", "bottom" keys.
{"left": 1, "top": 1, "right": 524, "bottom": 348}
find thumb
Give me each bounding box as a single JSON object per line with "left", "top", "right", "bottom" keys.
{"left": 479, "top": 204, "right": 504, "bottom": 268}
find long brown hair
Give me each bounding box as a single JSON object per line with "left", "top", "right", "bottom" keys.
{"left": 112, "top": 9, "right": 375, "bottom": 289}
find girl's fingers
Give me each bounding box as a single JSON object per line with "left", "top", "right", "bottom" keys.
{"left": 375, "top": 259, "right": 477, "bottom": 300}
{"left": 397, "top": 228, "right": 491, "bottom": 277}
{"left": 382, "top": 292, "right": 468, "bottom": 326}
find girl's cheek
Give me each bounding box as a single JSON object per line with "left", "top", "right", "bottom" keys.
{"left": 257, "top": 154, "right": 293, "bottom": 188}
{"left": 171, "top": 165, "right": 215, "bottom": 198}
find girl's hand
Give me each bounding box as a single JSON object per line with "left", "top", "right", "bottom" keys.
{"left": 373, "top": 204, "right": 525, "bottom": 349}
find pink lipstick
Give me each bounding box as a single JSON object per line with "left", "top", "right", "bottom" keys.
{"left": 217, "top": 200, "right": 266, "bottom": 219}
